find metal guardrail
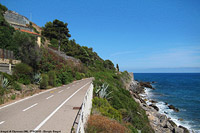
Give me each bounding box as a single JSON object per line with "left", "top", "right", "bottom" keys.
{"left": 71, "top": 104, "right": 82, "bottom": 133}
{"left": 0, "top": 49, "right": 21, "bottom": 65}
{"left": 0, "top": 49, "right": 15, "bottom": 60}
{"left": 0, "top": 64, "right": 15, "bottom": 75}
{"left": 0, "top": 49, "right": 20, "bottom": 74}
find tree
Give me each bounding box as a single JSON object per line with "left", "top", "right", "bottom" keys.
{"left": 0, "top": 4, "right": 7, "bottom": 14}
{"left": 0, "top": 4, "right": 15, "bottom": 50}
{"left": 78, "top": 47, "right": 90, "bottom": 65}
{"left": 116, "top": 64, "right": 119, "bottom": 71}
{"left": 0, "top": 26, "right": 14, "bottom": 49}
{"left": 13, "top": 31, "right": 41, "bottom": 71}
{"left": 104, "top": 60, "right": 115, "bottom": 70}
{"left": 42, "top": 19, "right": 71, "bottom": 52}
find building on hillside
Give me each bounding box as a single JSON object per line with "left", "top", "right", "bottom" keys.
{"left": 15, "top": 28, "right": 41, "bottom": 47}
{"left": 4, "top": 10, "right": 41, "bottom": 47}
{"left": 32, "top": 22, "right": 42, "bottom": 34}
{"left": 4, "top": 10, "right": 33, "bottom": 32}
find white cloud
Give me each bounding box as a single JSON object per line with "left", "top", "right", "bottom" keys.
{"left": 147, "top": 47, "right": 200, "bottom": 67}
{"left": 111, "top": 45, "right": 200, "bottom": 70}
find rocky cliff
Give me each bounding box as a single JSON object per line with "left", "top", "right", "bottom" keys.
{"left": 127, "top": 75, "right": 189, "bottom": 133}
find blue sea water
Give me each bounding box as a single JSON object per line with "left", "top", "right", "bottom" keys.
{"left": 134, "top": 73, "right": 200, "bottom": 132}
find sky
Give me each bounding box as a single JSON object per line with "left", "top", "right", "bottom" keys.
{"left": 1, "top": 0, "right": 200, "bottom": 73}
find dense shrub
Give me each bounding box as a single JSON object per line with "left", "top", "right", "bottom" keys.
{"left": 12, "top": 31, "right": 41, "bottom": 70}
{"left": 75, "top": 72, "right": 85, "bottom": 80}
{"left": 103, "top": 60, "right": 115, "bottom": 70}
{"left": 86, "top": 115, "right": 128, "bottom": 133}
{"left": 13, "top": 63, "right": 33, "bottom": 75}
{"left": 0, "top": 72, "right": 21, "bottom": 94}
{"left": 55, "top": 64, "right": 74, "bottom": 85}
{"left": 13, "top": 63, "right": 33, "bottom": 85}
{"left": 11, "top": 94, "right": 16, "bottom": 100}
{"left": 0, "top": 4, "right": 15, "bottom": 50}
{"left": 92, "top": 71, "right": 154, "bottom": 133}
{"left": 12, "top": 82, "right": 22, "bottom": 91}
{"left": 40, "top": 74, "right": 49, "bottom": 89}
{"left": 33, "top": 73, "right": 42, "bottom": 85}
{"left": 0, "top": 72, "right": 14, "bottom": 85}
{"left": 48, "top": 70, "right": 57, "bottom": 87}
{"left": 0, "top": 86, "right": 5, "bottom": 96}
{"left": 126, "top": 123, "right": 138, "bottom": 133}
{"left": 39, "top": 48, "right": 67, "bottom": 72}
{"left": 75, "top": 72, "right": 81, "bottom": 80}
{"left": 49, "top": 38, "right": 59, "bottom": 48}
{"left": 92, "top": 97, "right": 122, "bottom": 122}
{"left": 56, "top": 71, "right": 73, "bottom": 85}
{"left": 0, "top": 86, "right": 5, "bottom": 104}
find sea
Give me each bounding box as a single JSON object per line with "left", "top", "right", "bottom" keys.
{"left": 134, "top": 73, "right": 200, "bottom": 133}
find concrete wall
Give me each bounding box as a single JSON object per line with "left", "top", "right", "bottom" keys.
{"left": 0, "top": 64, "right": 15, "bottom": 75}
{"left": 76, "top": 83, "right": 94, "bottom": 133}
{"left": 32, "top": 22, "right": 42, "bottom": 34}
{"left": 0, "top": 59, "right": 21, "bottom": 65}
{"left": 4, "top": 10, "right": 33, "bottom": 32}
{"left": 10, "top": 22, "right": 33, "bottom": 32}
{"left": 4, "top": 10, "right": 29, "bottom": 26}
{"left": 37, "top": 36, "right": 41, "bottom": 47}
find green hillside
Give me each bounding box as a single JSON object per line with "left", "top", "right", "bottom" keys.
{"left": 0, "top": 3, "right": 153, "bottom": 133}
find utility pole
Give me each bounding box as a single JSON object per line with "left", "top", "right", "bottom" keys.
{"left": 30, "top": 13, "right": 32, "bottom": 21}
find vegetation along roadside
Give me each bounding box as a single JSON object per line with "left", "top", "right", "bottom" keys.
{"left": 0, "top": 3, "right": 154, "bottom": 133}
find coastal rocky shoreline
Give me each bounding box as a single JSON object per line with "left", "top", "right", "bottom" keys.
{"left": 128, "top": 79, "right": 190, "bottom": 133}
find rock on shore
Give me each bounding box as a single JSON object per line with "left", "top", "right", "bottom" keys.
{"left": 168, "top": 105, "right": 179, "bottom": 112}
{"left": 139, "top": 81, "right": 153, "bottom": 89}
{"left": 128, "top": 80, "right": 190, "bottom": 133}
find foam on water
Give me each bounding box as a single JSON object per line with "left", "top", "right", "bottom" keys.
{"left": 134, "top": 73, "right": 200, "bottom": 133}
{"left": 141, "top": 87, "right": 196, "bottom": 133}
{"left": 144, "top": 87, "right": 153, "bottom": 98}
{"left": 155, "top": 101, "right": 194, "bottom": 131}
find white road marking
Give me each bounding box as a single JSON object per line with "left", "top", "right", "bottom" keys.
{"left": 58, "top": 90, "right": 63, "bottom": 93}
{"left": 34, "top": 82, "right": 91, "bottom": 130}
{"left": 72, "top": 85, "right": 75, "bottom": 86}
{"left": 0, "top": 121, "right": 5, "bottom": 125}
{"left": 0, "top": 86, "right": 60, "bottom": 110}
{"left": 23, "top": 103, "right": 38, "bottom": 112}
{"left": 67, "top": 87, "right": 70, "bottom": 89}
{"left": 46, "top": 95, "right": 54, "bottom": 100}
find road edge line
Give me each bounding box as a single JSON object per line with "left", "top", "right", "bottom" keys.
{"left": 0, "top": 86, "right": 63, "bottom": 110}
{"left": 33, "top": 81, "right": 91, "bottom": 131}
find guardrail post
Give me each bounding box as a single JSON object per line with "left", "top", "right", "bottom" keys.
{"left": 9, "top": 63, "right": 12, "bottom": 73}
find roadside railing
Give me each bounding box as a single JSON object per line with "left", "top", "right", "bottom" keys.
{"left": 0, "top": 48, "right": 21, "bottom": 64}
{"left": 0, "top": 49, "right": 14, "bottom": 60}
{"left": 71, "top": 104, "right": 82, "bottom": 133}
{"left": 0, "top": 49, "right": 21, "bottom": 74}
{"left": 76, "top": 83, "right": 93, "bottom": 133}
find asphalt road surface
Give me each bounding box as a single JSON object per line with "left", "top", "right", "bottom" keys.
{"left": 0, "top": 78, "right": 93, "bottom": 133}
